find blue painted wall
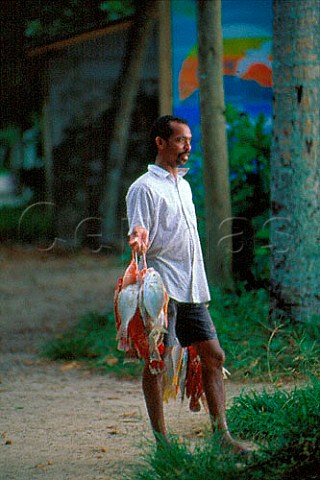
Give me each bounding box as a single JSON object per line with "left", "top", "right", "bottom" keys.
{"left": 171, "top": 0, "right": 272, "bottom": 145}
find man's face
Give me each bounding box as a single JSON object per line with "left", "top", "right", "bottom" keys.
{"left": 158, "top": 121, "right": 192, "bottom": 168}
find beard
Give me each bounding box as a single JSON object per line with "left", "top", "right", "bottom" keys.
{"left": 176, "top": 152, "right": 190, "bottom": 165}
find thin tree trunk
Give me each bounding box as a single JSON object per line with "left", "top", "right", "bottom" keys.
{"left": 270, "top": 0, "right": 320, "bottom": 322}
{"left": 100, "top": 0, "right": 157, "bottom": 243}
{"left": 0, "top": 0, "right": 27, "bottom": 129}
{"left": 198, "top": 0, "right": 233, "bottom": 288}
{"left": 42, "top": 98, "right": 54, "bottom": 202}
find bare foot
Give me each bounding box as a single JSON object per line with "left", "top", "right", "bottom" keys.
{"left": 220, "top": 433, "right": 251, "bottom": 456}
{"left": 155, "top": 434, "right": 171, "bottom": 453}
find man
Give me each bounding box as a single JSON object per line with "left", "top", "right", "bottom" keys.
{"left": 126, "top": 115, "right": 245, "bottom": 454}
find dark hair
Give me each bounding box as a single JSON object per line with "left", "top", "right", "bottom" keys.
{"left": 149, "top": 115, "right": 189, "bottom": 158}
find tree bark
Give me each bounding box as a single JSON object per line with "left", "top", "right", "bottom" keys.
{"left": 270, "top": 0, "right": 320, "bottom": 322}
{"left": 100, "top": 0, "right": 157, "bottom": 244}
{"left": 0, "top": 0, "right": 27, "bottom": 129}
{"left": 197, "top": 0, "right": 233, "bottom": 288}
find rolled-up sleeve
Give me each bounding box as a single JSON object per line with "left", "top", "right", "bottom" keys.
{"left": 126, "top": 184, "right": 154, "bottom": 235}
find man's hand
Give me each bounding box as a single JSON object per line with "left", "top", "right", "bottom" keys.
{"left": 129, "top": 226, "right": 150, "bottom": 254}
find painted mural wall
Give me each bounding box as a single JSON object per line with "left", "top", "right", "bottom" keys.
{"left": 171, "top": 0, "right": 272, "bottom": 144}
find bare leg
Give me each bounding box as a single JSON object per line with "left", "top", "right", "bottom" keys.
{"left": 193, "top": 339, "right": 247, "bottom": 453}
{"left": 142, "top": 362, "right": 168, "bottom": 442}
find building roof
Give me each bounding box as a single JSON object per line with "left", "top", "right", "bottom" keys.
{"left": 28, "top": 18, "right": 133, "bottom": 58}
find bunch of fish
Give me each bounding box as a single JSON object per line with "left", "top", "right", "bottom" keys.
{"left": 114, "top": 250, "right": 169, "bottom": 374}
{"left": 163, "top": 344, "right": 208, "bottom": 412}
{"left": 163, "top": 345, "right": 231, "bottom": 411}
{"left": 114, "top": 250, "right": 230, "bottom": 410}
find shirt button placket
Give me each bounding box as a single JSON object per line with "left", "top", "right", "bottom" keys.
{"left": 176, "top": 179, "right": 196, "bottom": 302}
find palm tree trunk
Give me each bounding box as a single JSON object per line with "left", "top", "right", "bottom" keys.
{"left": 270, "top": 0, "right": 320, "bottom": 322}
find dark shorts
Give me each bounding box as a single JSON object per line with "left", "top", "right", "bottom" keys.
{"left": 164, "top": 299, "right": 218, "bottom": 348}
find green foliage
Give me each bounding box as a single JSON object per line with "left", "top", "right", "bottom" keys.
{"left": 25, "top": 0, "right": 136, "bottom": 47}
{"left": 226, "top": 104, "right": 270, "bottom": 213}
{"left": 228, "top": 379, "right": 320, "bottom": 441}
{"left": 184, "top": 149, "right": 206, "bottom": 241}
{"left": 187, "top": 105, "right": 271, "bottom": 285}
{"left": 0, "top": 126, "right": 21, "bottom": 173}
{"left": 41, "top": 311, "right": 143, "bottom": 378}
{"left": 130, "top": 380, "right": 320, "bottom": 480}
{"left": 41, "top": 285, "right": 319, "bottom": 382}
{"left": 100, "top": 0, "right": 135, "bottom": 19}
{"left": 132, "top": 435, "right": 239, "bottom": 480}
{"left": 0, "top": 126, "right": 21, "bottom": 147}
{"left": 228, "top": 380, "right": 320, "bottom": 479}
{"left": 226, "top": 105, "right": 271, "bottom": 284}
{"left": 209, "top": 285, "right": 320, "bottom": 380}
{"left": 0, "top": 204, "right": 53, "bottom": 243}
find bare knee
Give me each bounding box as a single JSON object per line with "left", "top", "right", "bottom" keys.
{"left": 213, "top": 346, "right": 225, "bottom": 366}
{"left": 207, "top": 348, "right": 225, "bottom": 371}
{"left": 194, "top": 340, "right": 225, "bottom": 370}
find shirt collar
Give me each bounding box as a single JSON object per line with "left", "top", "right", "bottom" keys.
{"left": 148, "top": 164, "right": 189, "bottom": 180}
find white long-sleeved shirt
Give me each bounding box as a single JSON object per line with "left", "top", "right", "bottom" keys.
{"left": 126, "top": 164, "right": 210, "bottom": 303}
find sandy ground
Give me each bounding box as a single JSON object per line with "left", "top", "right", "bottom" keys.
{"left": 0, "top": 246, "right": 279, "bottom": 479}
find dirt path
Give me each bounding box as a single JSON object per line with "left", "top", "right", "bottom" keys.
{"left": 0, "top": 246, "right": 273, "bottom": 479}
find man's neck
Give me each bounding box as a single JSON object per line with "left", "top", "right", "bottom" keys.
{"left": 155, "top": 159, "right": 178, "bottom": 178}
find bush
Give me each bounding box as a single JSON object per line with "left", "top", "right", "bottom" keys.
{"left": 0, "top": 203, "right": 53, "bottom": 244}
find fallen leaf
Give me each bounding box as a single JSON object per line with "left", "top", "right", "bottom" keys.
{"left": 121, "top": 411, "right": 138, "bottom": 418}
{"left": 193, "top": 428, "right": 204, "bottom": 437}
{"left": 22, "top": 359, "right": 35, "bottom": 366}
{"left": 103, "top": 355, "right": 119, "bottom": 366}
{"left": 60, "top": 362, "right": 81, "bottom": 371}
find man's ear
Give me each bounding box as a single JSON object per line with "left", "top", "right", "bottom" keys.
{"left": 155, "top": 136, "right": 166, "bottom": 150}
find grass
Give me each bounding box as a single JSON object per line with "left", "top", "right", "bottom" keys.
{"left": 41, "top": 286, "right": 320, "bottom": 479}
{"left": 228, "top": 377, "right": 320, "bottom": 441}
{"left": 42, "top": 284, "right": 319, "bottom": 382}
{"left": 0, "top": 204, "right": 54, "bottom": 243}
{"left": 41, "top": 311, "right": 143, "bottom": 378}
{"left": 129, "top": 379, "right": 320, "bottom": 480}
{"left": 209, "top": 285, "right": 320, "bottom": 381}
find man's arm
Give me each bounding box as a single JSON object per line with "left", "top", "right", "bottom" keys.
{"left": 128, "top": 225, "right": 149, "bottom": 254}
{"left": 126, "top": 184, "right": 153, "bottom": 254}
